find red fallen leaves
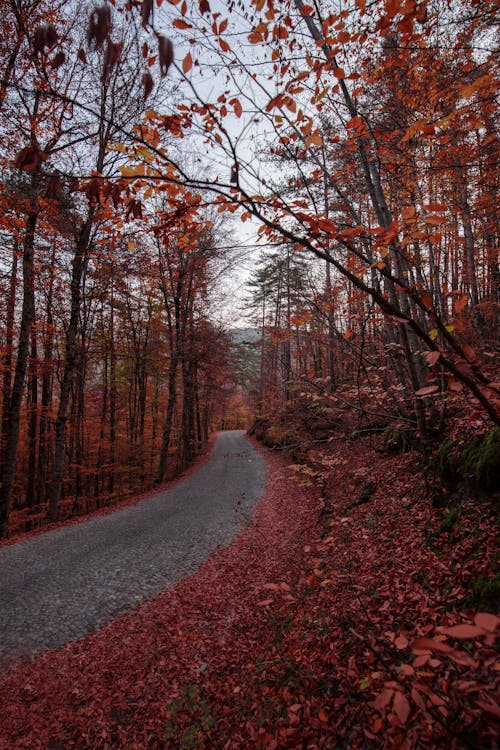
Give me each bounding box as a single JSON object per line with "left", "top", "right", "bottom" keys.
{"left": 0, "top": 432, "right": 498, "bottom": 749}
{"left": 0, "top": 439, "right": 319, "bottom": 749}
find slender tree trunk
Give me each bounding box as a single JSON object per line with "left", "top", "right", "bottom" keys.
{"left": 26, "top": 321, "right": 39, "bottom": 507}
{"left": 48, "top": 215, "right": 93, "bottom": 521}
{"left": 0, "top": 179, "right": 39, "bottom": 538}
{"left": 108, "top": 301, "right": 116, "bottom": 495}
{"left": 37, "top": 272, "right": 55, "bottom": 505}
{"left": 0, "top": 246, "right": 18, "bottom": 468}
{"left": 156, "top": 349, "right": 180, "bottom": 483}
{"left": 96, "top": 352, "right": 108, "bottom": 499}
{"left": 181, "top": 353, "right": 196, "bottom": 469}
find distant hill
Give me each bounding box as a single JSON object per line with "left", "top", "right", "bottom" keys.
{"left": 229, "top": 328, "right": 260, "bottom": 344}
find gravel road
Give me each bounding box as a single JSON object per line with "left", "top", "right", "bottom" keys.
{"left": 0, "top": 431, "right": 267, "bottom": 663}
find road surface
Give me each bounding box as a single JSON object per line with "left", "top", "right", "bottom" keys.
{"left": 0, "top": 431, "right": 267, "bottom": 662}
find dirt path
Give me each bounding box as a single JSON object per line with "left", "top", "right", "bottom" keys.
{"left": 0, "top": 431, "right": 267, "bottom": 663}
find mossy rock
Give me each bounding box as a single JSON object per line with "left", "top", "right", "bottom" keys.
{"left": 471, "top": 429, "right": 500, "bottom": 490}
{"left": 435, "top": 429, "right": 500, "bottom": 493}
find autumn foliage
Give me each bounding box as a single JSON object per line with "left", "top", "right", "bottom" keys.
{"left": 0, "top": 0, "right": 498, "bottom": 746}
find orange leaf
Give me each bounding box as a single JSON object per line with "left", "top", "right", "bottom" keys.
{"left": 340, "top": 225, "right": 364, "bottom": 238}
{"left": 300, "top": 4, "right": 314, "bottom": 13}
{"left": 219, "top": 37, "right": 231, "bottom": 52}
{"left": 453, "top": 293, "right": 468, "bottom": 314}
{"left": 423, "top": 202, "right": 447, "bottom": 212}
{"left": 462, "top": 344, "right": 476, "bottom": 362}
{"left": 317, "top": 218, "right": 336, "bottom": 233}
{"left": 401, "top": 206, "right": 416, "bottom": 219}
{"left": 231, "top": 98, "right": 242, "bottom": 117}
{"left": 423, "top": 215, "right": 447, "bottom": 225}
{"left": 182, "top": 52, "right": 192, "bottom": 73}
{"left": 305, "top": 131, "right": 323, "bottom": 147}
{"left": 333, "top": 67, "right": 345, "bottom": 79}
{"left": 318, "top": 709, "right": 329, "bottom": 722}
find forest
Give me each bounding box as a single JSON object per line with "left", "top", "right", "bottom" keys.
{"left": 0, "top": 0, "right": 498, "bottom": 747}
{"left": 0, "top": 0, "right": 498, "bottom": 536}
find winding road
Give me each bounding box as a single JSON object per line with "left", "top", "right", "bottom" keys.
{"left": 0, "top": 431, "right": 267, "bottom": 663}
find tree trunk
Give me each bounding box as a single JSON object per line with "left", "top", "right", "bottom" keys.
{"left": 0, "top": 180, "right": 39, "bottom": 538}
{"left": 48, "top": 215, "right": 93, "bottom": 521}
{"left": 26, "top": 321, "right": 39, "bottom": 507}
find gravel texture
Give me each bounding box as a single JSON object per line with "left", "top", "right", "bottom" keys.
{"left": 0, "top": 431, "right": 267, "bottom": 662}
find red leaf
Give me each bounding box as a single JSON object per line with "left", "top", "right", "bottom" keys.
{"left": 411, "top": 688, "right": 426, "bottom": 711}
{"left": 441, "top": 624, "right": 485, "bottom": 639}
{"left": 393, "top": 691, "right": 410, "bottom": 724}
{"left": 423, "top": 351, "right": 440, "bottom": 367}
{"left": 474, "top": 613, "right": 499, "bottom": 632}
{"left": 182, "top": 52, "right": 192, "bottom": 73}
{"left": 231, "top": 98, "right": 243, "bottom": 117}
{"left": 410, "top": 637, "right": 453, "bottom": 653}
{"left": 373, "top": 688, "right": 393, "bottom": 711}
{"left": 415, "top": 385, "right": 439, "bottom": 396}
{"left": 423, "top": 215, "right": 447, "bottom": 225}
{"left": 394, "top": 635, "right": 408, "bottom": 649}
{"left": 173, "top": 18, "right": 192, "bottom": 29}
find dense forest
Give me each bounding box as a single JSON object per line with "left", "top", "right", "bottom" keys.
{"left": 0, "top": 0, "right": 499, "bottom": 747}
{"left": 0, "top": 0, "right": 497, "bottom": 538}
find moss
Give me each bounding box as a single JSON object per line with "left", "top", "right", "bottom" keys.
{"left": 466, "top": 572, "right": 500, "bottom": 613}
{"left": 434, "top": 430, "right": 500, "bottom": 492}
{"left": 424, "top": 507, "right": 462, "bottom": 546}
{"left": 472, "top": 429, "right": 500, "bottom": 491}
